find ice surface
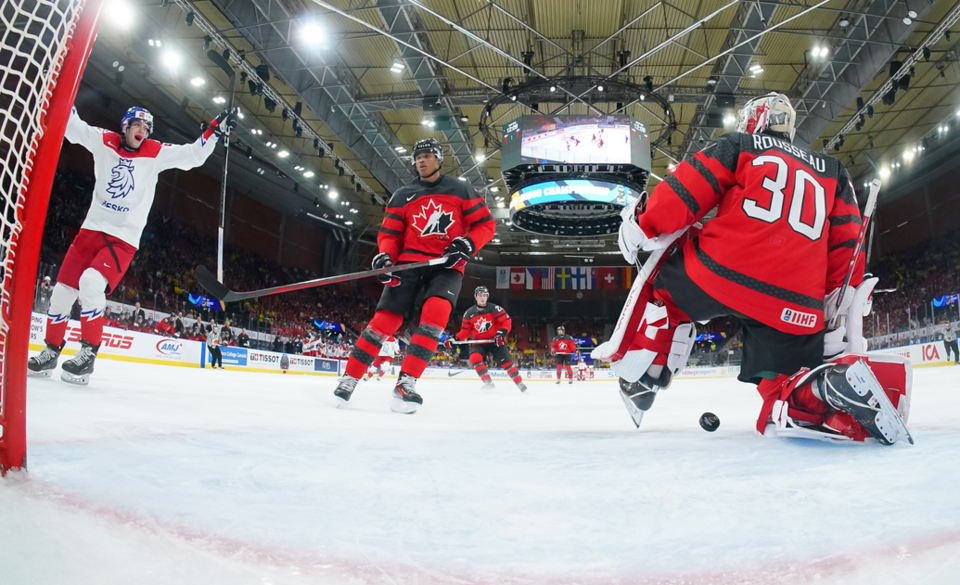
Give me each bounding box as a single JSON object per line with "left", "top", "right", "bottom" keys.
{"left": 3, "top": 360, "right": 960, "bottom": 584}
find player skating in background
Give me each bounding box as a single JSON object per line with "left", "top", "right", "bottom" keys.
{"left": 28, "top": 106, "right": 236, "bottom": 384}
{"left": 444, "top": 286, "right": 526, "bottom": 392}
{"left": 332, "top": 138, "right": 495, "bottom": 413}
{"left": 364, "top": 335, "right": 399, "bottom": 381}
{"left": 598, "top": 92, "right": 911, "bottom": 444}
{"left": 551, "top": 326, "right": 577, "bottom": 385}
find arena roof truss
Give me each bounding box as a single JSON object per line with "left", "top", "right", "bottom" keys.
{"left": 84, "top": 0, "right": 960, "bottom": 259}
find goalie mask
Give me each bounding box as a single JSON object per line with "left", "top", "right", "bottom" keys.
{"left": 736, "top": 93, "right": 796, "bottom": 142}
{"left": 411, "top": 138, "right": 444, "bottom": 166}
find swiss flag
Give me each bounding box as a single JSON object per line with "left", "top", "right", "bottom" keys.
{"left": 510, "top": 267, "right": 526, "bottom": 289}
{"left": 597, "top": 267, "right": 617, "bottom": 289}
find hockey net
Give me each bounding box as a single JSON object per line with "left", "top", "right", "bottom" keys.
{"left": 0, "top": 0, "right": 101, "bottom": 472}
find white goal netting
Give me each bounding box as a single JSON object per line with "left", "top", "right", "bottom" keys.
{"left": 1, "top": 0, "right": 91, "bottom": 465}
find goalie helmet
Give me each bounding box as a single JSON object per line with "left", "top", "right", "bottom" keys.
{"left": 411, "top": 138, "right": 444, "bottom": 165}
{"left": 475, "top": 286, "right": 489, "bottom": 296}
{"left": 736, "top": 92, "right": 796, "bottom": 142}
{"left": 121, "top": 107, "right": 154, "bottom": 135}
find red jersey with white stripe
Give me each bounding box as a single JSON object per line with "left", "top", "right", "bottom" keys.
{"left": 638, "top": 131, "right": 863, "bottom": 334}
{"left": 551, "top": 335, "right": 577, "bottom": 355}
{"left": 455, "top": 303, "right": 511, "bottom": 341}
{"left": 378, "top": 175, "right": 495, "bottom": 272}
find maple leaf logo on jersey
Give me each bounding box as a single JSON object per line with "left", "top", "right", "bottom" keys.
{"left": 412, "top": 199, "right": 456, "bottom": 237}
{"left": 474, "top": 316, "right": 492, "bottom": 333}
{"left": 106, "top": 158, "right": 135, "bottom": 199}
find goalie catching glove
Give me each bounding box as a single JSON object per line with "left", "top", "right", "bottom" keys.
{"left": 372, "top": 252, "right": 400, "bottom": 287}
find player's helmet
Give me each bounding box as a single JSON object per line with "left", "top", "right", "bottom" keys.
{"left": 557, "top": 326, "right": 565, "bottom": 334}
{"left": 411, "top": 138, "right": 444, "bottom": 166}
{"left": 475, "top": 286, "right": 489, "bottom": 296}
{"left": 121, "top": 107, "right": 154, "bottom": 135}
{"left": 736, "top": 92, "right": 796, "bottom": 142}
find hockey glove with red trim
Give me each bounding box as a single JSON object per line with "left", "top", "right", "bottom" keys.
{"left": 443, "top": 236, "right": 475, "bottom": 270}
{"left": 443, "top": 338, "right": 454, "bottom": 350}
{"left": 372, "top": 252, "right": 400, "bottom": 286}
{"left": 213, "top": 108, "right": 239, "bottom": 138}
{"left": 495, "top": 330, "right": 507, "bottom": 347}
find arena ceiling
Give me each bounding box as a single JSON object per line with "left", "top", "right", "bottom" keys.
{"left": 87, "top": 0, "right": 960, "bottom": 259}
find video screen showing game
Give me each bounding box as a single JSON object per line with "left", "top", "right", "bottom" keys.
{"left": 500, "top": 115, "right": 650, "bottom": 171}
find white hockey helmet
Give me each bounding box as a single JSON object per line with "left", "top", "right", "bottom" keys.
{"left": 736, "top": 92, "right": 796, "bottom": 142}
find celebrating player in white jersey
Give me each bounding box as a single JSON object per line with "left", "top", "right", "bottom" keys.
{"left": 28, "top": 106, "right": 236, "bottom": 384}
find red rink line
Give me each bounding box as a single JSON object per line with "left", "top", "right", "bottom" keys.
{"left": 10, "top": 477, "right": 960, "bottom": 585}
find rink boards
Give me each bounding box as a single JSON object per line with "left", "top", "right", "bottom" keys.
{"left": 29, "top": 312, "right": 958, "bottom": 381}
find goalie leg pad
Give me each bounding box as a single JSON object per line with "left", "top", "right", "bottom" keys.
{"left": 761, "top": 355, "right": 913, "bottom": 445}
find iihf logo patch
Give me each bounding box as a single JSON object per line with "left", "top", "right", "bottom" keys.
{"left": 474, "top": 316, "right": 492, "bottom": 333}
{"left": 780, "top": 308, "right": 817, "bottom": 328}
{"left": 106, "top": 158, "right": 135, "bottom": 199}
{"left": 412, "top": 199, "right": 455, "bottom": 237}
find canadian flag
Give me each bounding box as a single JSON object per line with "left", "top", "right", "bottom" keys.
{"left": 510, "top": 267, "right": 526, "bottom": 289}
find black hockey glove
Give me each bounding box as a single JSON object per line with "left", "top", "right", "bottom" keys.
{"left": 213, "top": 108, "right": 239, "bottom": 138}
{"left": 495, "top": 330, "right": 507, "bottom": 347}
{"left": 372, "top": 252, "right": 400, "bottom": 287}
{"left": 443, "top": 236, "right": 475, "bottom": 270}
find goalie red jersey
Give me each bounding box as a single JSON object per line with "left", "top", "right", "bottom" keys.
{"left": 378, "top": 175, "right": 495, "bottom": 272}
{"left": 455, "top": 304, "right": 511, "bottom": 341}
{"left": 638, "top": 132, "right": 863, "bottom": 334}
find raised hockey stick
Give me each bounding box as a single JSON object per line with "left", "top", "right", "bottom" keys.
{"left": 831, "top": 178, "right": 881, "bottom": 329}
{"left": 195, "top": 257, "right": 447, "bottom": 302}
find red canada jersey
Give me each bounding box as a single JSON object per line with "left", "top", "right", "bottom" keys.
{"left": 455, "top": 303, "right": 511, "bottom": 341}
{"left": 378, "top": 175, "right": 495, "bottom": 272}
{"left": 551, "top": 335, "right": 577, "bottom": 355}
{"left": 639, "top": 131, "right": 863, "bottom": 335}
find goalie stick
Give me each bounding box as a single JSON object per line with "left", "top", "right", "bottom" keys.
{"left": 830, "top": 178, "right": 880, "bottom": 329}
{"left": 195, "top": 257, "right": 447, "bottom": 302}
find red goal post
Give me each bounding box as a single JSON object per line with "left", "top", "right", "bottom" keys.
{"left": 0, "top": 0, "right": 103, "bottom": 473}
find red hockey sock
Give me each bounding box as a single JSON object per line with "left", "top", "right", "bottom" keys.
{"left": 45, "top": 317, "right": 69, "bottom": 347}
{"left": 80, "top": 311, "right": 104, "bottom": 346}
{"left": 345, "top": 310, "right": 402, "bottom": 379}
{"left": 471, "top": 354, "right": 491, "bottom": 383}
{"left": 565, "top": 365, "right": 573, "bottom": 379}
{"left": 556, "top": 365, "right": 562, "bottom": 380}
{"left": 399, "top": 297, "right": 450, "bottom": 379}
{"left": 503, "top": 360, "right": 522, "bottom": 384}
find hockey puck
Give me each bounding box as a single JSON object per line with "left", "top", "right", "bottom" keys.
{"left": 699, "top": 412, "right": 720, "bottom": 432}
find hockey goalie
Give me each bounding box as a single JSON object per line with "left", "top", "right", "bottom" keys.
{"left": 593, "top": 93, "right": 912, "bottom": 445}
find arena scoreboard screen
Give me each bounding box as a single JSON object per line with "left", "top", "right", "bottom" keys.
{"left": 500, "top": 114, "right": 651, "bottom": 171}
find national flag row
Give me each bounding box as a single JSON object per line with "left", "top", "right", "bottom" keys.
{"left": 495, "top": 266, "right": 638, "bottom": 290}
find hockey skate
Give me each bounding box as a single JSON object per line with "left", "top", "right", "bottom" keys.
{"left": 60, "top": 341, "right": 99, "bottom": 385}
{"left": 334, "top": 376, "right": 359, "bottom": 404}
{"left": 516, "top": 382, "right": 527, "bottom": 393}
{"left": 391, "top": 373, "right": 423, "bottom": 414}
{"left": 27, "top": 342, "right": 64, "bottom": 378}
{"left": 819, "top": 359, "right": 914, "bottom": 445}
{"left": 480, "top": 380, "right": 496, "bottom": 392}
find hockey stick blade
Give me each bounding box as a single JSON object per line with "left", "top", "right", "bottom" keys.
{"left": 195, "top": 257, "right": 448, "bottom": 303}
